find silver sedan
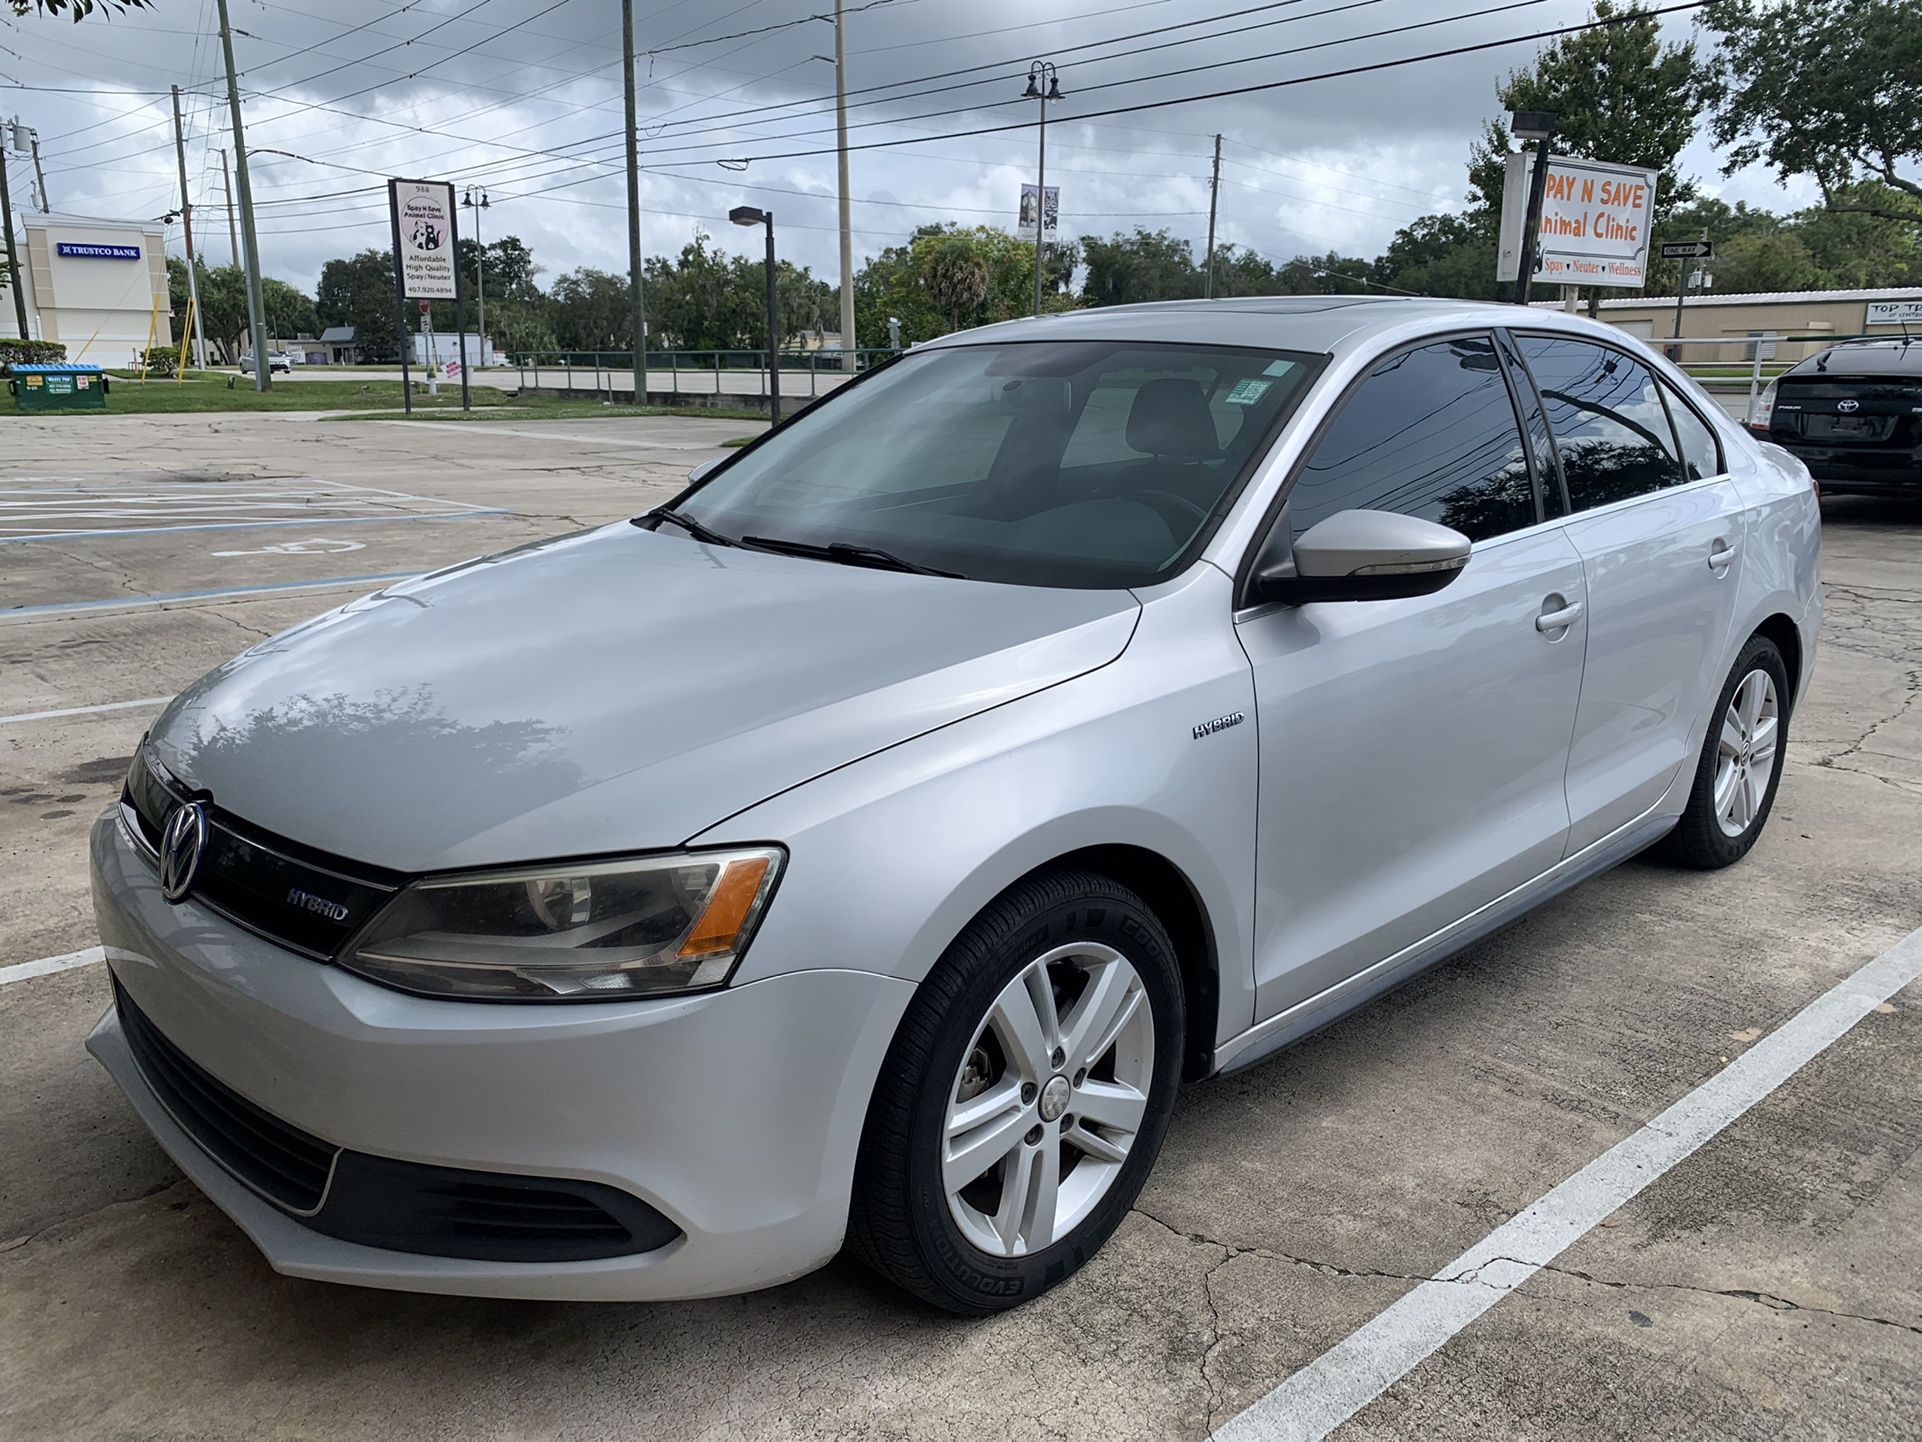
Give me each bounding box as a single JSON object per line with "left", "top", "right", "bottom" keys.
{"left": 88, "top": 297, "right": 1819, "bottom": 1312}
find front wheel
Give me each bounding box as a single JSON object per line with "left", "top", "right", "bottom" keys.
{"left": 848, "top": 871, "right": 1184, "bottom": 1313}
{"left": 1659, "top": 634, "right": 1790, "bottom": 869}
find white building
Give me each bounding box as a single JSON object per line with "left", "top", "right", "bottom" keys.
{"left": 1, "top": 212, "right": 173, "bottom": 367}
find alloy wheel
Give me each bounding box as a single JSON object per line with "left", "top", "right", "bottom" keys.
{"left": 941, "top": 942, "right": 1154, "bottom": 1257}
{"left": 1714, "top": 667, "right": 1780, "bottom": 838}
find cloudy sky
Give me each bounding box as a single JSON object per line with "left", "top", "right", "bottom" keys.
{"left": 1, "top": 0, "right": 1810, "bottom": 294}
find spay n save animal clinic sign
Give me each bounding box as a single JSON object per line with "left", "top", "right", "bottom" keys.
{"left": 1498, "top": 154, "right": 1659, "bottom": 289}
{"left": 388, "top": 178, "right": 460, "bottom": 301}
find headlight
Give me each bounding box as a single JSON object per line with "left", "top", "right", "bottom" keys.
{"left": 340, "top": 847, "right": 782, "bottom": 1001}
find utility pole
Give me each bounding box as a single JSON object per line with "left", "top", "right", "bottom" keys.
{"left": 0, "top": 143, "right": 28, "bottom": 342}
{"left": 833, "top": 0, "right": 856, "bottom": 370}
{"left": 1204, "top": 133, "right": 1222, "bottom": 299}
{"left": 169, "top": 86, "right": 208, "bottom": 370}
{"left": 219, "top": 148, "right": 239, "bottom": 265}
{"left": 621, "top": 0, "right": 647, "bottom": 406}
{"left": 29, "top": 130, "right": 48, "bottom": 212}
{"left": 215, "top": 0, "right": 269, "bottom": 391}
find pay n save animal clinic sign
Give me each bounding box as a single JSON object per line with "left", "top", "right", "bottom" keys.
{"left": 388, "top": 178, "right": 460, "bottom": 301}
{"left": 1498, "top": 154, "right": 1659, "bottom": 288}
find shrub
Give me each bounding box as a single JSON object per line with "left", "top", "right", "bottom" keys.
{"left": 137, "top": 345, "right": 181, "bottom": 377}
{"left": 0, "top": 338, "right": 68, "bottom": 373}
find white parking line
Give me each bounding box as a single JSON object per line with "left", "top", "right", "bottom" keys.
{"left": 0, "top": 696, "right": 171, "bottom": 726}
{"left": 1214, "top": 922, "right": 1922, "bottom": 1442}
{"left": 0, "top": 947, "right": 104, "bottom": 988}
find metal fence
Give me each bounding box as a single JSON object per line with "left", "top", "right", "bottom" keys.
{"left": 511, "top": 347, "right": 895, "bottom": 400}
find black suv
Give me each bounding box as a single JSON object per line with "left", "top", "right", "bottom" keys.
{"left": 1755, "top": 337, "right": 1922, "bottom": 495}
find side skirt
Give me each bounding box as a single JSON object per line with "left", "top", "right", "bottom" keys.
{"left": 1211, "top": 806, "right": 1678, "bottom": 1076}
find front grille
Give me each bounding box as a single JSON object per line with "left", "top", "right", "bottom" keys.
{"left": 123, "top": 746, "right": 400, "bottom": 959}
{"left": 114, "top": 982, "right": 682, "bottom": 1263}
{"left": 115, "top": 980, "right": 339, "bottom": 1212}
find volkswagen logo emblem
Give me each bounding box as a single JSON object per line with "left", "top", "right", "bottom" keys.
{"left": 1836, "top": 398, "right": 1861, "bottom": 413}
{"left": 159, "top": 801, "right": 208, "bottom": 903}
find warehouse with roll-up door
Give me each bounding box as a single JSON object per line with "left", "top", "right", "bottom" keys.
{"left": 0, "top": 212, "right": 173, "bottom": 368}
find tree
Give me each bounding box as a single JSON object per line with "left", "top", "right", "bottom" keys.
{"left": 853, "top": 224, "right": 1057, "bottom": 348}
{"left": 547, "top": 268, "right": 631, "bottom": 351}
{"left": 1467, "top": 2, "right": 1711, "bottom": 218}
{"left": 1080, "top": 228, "right": 1202, "bottom": 307}
{"left": 1375, "top": 213, "right": 1503, "bottom": 300}
{"left": 316, "top": 249, "right": 405, "bottom": 363}
{"left": 262, "top": 277, "right": 319, "bottom": 343}
{"left": 10, "top": 0, "right": 150, "bottom": 16}
{"left": 1703, "top": 0, "right": 1922, "bottom": 228}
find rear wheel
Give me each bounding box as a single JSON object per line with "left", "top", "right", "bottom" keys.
{"left": 1658, "top": 635, "right": 1789, "bottom": 869}
{"left": 848, "top": 871, "right": 1183, "bottom": 1313}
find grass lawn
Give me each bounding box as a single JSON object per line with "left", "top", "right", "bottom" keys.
{"left": 46, "top": 376, "right": 515, "bottom": 415}
{"left": 25, "top": 377, "right": 770, "bottom": 422}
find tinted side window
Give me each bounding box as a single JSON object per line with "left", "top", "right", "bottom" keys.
{"left": 1661, "top": 380, "right": 1723, "bottom": 479}
{"left": 1287, "top": 336, "right": 1536, "bottom": 543}
{"left": 1519, "top": 337, "right": 1683, "bottom": 511}
{"left": 1495, "top": 330, "right": 1566, "bottom": 519}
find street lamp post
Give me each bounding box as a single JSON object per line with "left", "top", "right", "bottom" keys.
{"left": 1509, "top": 108, "right": 1558, "bottom": 308}
{"left": 1022, "top": 60, "right": 1064, "bottom": 318}
{"left": 730, "top": 205, "right": 781, "bottom": 424}
{"left": 463, "top": 186, "right": 489, "bottom": 365}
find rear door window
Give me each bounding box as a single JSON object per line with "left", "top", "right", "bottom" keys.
{"left": 1659, "top": 381, "right": 1724, "bottom": 479}
{"left": 1518, "top": 336, "right": 1684, "bottom": 511}
{"left": 1286, "top": 334, "right": 1537, "bottom": 544}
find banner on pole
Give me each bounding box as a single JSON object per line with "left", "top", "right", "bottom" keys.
{"left": 389, "top": 178, "right": 460, "bottom": 300}
{"left": 1018, "top": 184, "right": 1059, "bottom": 243}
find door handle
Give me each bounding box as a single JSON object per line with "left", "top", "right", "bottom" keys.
{"left": 1535, "top": 601, "right": 1584, "bottom": 633}
{"left": 1708, "top": 540, "right": 1738, "bottom": 574}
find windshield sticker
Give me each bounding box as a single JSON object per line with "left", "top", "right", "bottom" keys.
{"left": 1224, "top": 378, "right": 1273, "bottom": 406}
{"left": 1261, "top": 359, "right": 1298, "bottom": 377}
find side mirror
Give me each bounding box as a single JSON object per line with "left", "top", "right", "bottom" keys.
{"left": 687, "top": 456, "right": 724, "bottom": 485}
{"left": 1248, "top": 509, "right": 1472, "bottom": 605}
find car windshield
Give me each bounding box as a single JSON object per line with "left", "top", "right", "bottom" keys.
{"left": 666, "top": 340, "right": 1320, "bottom": 588}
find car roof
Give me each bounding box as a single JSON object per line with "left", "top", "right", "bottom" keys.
{"left": 914, "top": 295, "right": 1629, "bottom": 357}
{"left": 1785, "top": 337, "right": 1922, "bottom": 378}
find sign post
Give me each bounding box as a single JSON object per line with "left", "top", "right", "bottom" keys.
{"left": 1660, "top": 238, "right": 1714, "bottom": 357}
{"left": 387, "top": 178, "right": 468, "bottom": 413}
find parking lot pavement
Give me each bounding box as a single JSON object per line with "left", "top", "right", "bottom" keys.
{"left": 1, "top": 414, "right": 1917, "bottom": 1439}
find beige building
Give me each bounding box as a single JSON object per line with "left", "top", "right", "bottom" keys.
{"left": 1536, "top": 287, "right": 1922, "bottom": 364}
{"left": 1, "top": 212, "right": 173, "bottom": 367}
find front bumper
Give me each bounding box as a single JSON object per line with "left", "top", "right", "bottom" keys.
{"left": 87, "top": 810, "right": 914, "bottom": 1301}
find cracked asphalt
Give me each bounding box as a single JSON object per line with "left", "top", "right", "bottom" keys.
{"left": 1, "top": 413, "right": 1918, "bottom": 1441}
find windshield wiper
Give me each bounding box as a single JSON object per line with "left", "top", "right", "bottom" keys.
{"left": 739, "top": 534, "right": 963, "bottom": 578}
{"left": 643, "top": 507, "right": 736, "bottom": 548}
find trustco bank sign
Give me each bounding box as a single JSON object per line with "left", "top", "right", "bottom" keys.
{"left": 55, "top": 242, "right": 142, "bottom": 260}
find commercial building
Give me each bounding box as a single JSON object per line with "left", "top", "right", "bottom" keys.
{"left": 1544, "top": 287, "right": 1922, "bottom": 364}
{"left": 1, "top": 212, "right": 174, "bottom": 368}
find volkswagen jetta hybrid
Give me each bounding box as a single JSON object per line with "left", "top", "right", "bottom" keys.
{"left": 89, "top": 298, "right": 1820, "bottom": 1314}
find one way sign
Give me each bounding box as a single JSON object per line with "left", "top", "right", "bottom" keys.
{"left": 1660, "top": 240, "right": 1714, "bottom": 259}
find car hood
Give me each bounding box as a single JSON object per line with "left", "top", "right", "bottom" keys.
{"left": 147, "top": 524, "right": 1139, "bottom": 872}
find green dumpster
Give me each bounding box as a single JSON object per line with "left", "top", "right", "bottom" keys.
{"left": 9, "top": 363, "right": 108, "bottom": 412}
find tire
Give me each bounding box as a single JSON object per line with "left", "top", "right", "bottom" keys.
{"left": 1657, "top": 634, "right": 1790, "bottom": 869}
{"left": 848, "top": 870, "right": 1184, "bottom": 1314}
